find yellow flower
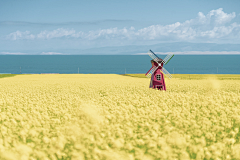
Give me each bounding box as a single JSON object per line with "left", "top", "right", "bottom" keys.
{"left": 0, "top": 74, "right": 240, "bottom": 159}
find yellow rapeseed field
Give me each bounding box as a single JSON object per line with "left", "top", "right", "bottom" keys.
{"left": 0, "top": 74, "right": 240, "bottom": 160}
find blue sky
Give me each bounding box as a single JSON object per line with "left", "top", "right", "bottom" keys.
{"left": 1, "top": 0, "right": 240, "bottom": 55}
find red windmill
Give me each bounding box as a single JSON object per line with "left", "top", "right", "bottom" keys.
{"left": 145, "top": 50, "right": 174, "bottom": 91}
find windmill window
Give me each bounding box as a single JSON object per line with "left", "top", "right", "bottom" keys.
{"left": 156, "top": 74, "right": 161, "bottom": 81}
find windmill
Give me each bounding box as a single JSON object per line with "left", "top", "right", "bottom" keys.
{"left": 145, "top": 50, "right": 174, "bottom": 91}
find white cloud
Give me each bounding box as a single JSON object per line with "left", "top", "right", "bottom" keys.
{"left": 208, "top": 8, "right": 235, "bottom": 25}
{"left": 0, "top": 52, "right": 64, "bottom": 55}
{"left": 6, "top": 8, "right": 240, "bottom": 43}
{"left": 134, "top": 8, "right": 238, "bottom": 41}
{"left": 40, "top": 52, "right": 64, "bottom": 55}
{"left": 0, "top": 52, "right": 28, "bottom": 55}
{"left": 135, "top": 51, "right": 240, "bottom": 55}
{"left": 37, "top": 28, "right": 76, "bottom": 39}
{"left": 6, "top": 31, "right": 35, "bottom": 40}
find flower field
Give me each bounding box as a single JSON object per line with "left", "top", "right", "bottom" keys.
{"left": 0, "top": 74, "right": 240, "bottom": 160}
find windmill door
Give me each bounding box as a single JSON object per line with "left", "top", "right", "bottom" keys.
{"left": 155, "top": 85, "right": 163, "bottom": 90}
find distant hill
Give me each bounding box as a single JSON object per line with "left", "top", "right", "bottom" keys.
{"left": 66, "top": 42, "right": 240, "bottom": 55}
{"left": 1, "top": 42, "right": 240, "bottom": 55}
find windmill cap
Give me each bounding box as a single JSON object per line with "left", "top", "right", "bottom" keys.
{"left": 151, "top": 59, "right": 163, "bottom": 63}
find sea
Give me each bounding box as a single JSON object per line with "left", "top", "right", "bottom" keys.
{"left": 0, "top": 55, "right": 240, "bottom": 74}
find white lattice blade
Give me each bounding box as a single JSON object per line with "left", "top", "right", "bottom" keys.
{"left": 146, "top": 66, "right": 158, "bottom": 77}
{"left": 163, "top": 53, "right": 174, "bottom": 65}
{"left": 162, "top": 67, "right": 172, "bottom": 79}
{"left": 146, "top": 73, "right": 152, "bottom": 78}
{"left": 163, "top": 54, "right": 171, "bottom": 63}
{"left": 147, "top": 50, "right": 160, "bottom": 62}
{"left": 163, "top": 53, "right": 172, "bottom": 63}
{"left": 146, "top": 74, "right": 151, "bottom": 78}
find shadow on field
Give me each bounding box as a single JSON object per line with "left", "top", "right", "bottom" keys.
{"left": 121, "top": 74, "right": 240, "bottom": 80}
{"left": 0, "top": 74, "right": 17, "bottom": 79}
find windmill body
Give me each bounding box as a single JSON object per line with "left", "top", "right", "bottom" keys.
{"left": 145, "top": 50, "right": 174, "bottom": 91}
{"left": 150, "top": 61, "right": 166, "bottom": 90}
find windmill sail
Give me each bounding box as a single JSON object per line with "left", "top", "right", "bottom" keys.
{"left": 148, "top": 50, "right": 160, "bottom": 62}
{"left": 145, "top": 66, "right": 158, "bottom": 78}
{"left": 161, "top": 67, "right": 172, "bottom": 79}
{"left": 163, "top": 53, "right": 174, "bottom": 65}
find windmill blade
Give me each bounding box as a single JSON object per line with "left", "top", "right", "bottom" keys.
{"left": 145, "top": 66, "right": 158, "bottom": 78}
{"left": 147, "top": 50, "right": 160, "bottom": 62}
{"left": 161, "top": 67, "right": 173, "bottom": 79}
{"left": 145, "top": 66, "right": 153, "bottom": 76}
{"left": 163, "top": 53, "right": 174, "bottom": 65}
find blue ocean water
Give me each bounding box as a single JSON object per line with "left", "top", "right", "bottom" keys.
{"left": 0, "top": 55, "right": 239, "bottom": 74}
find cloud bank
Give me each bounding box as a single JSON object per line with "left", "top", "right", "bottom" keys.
{"left": 6, "top": 8, "right": 240, "bottom": 43}
{"left": 1, "top": 52, "right": 29, "bottom": 55}
{"left": 2, "top": 51, "right": 240, "bottom": 55}
{"left": 135, "top": 51, "right": 240, "bottom": 55}
{"left": 0, "top": 52, "right": 64, "bottom": 55}
{"left": 40, "top": 52, "right": 63, "bottom": 55}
